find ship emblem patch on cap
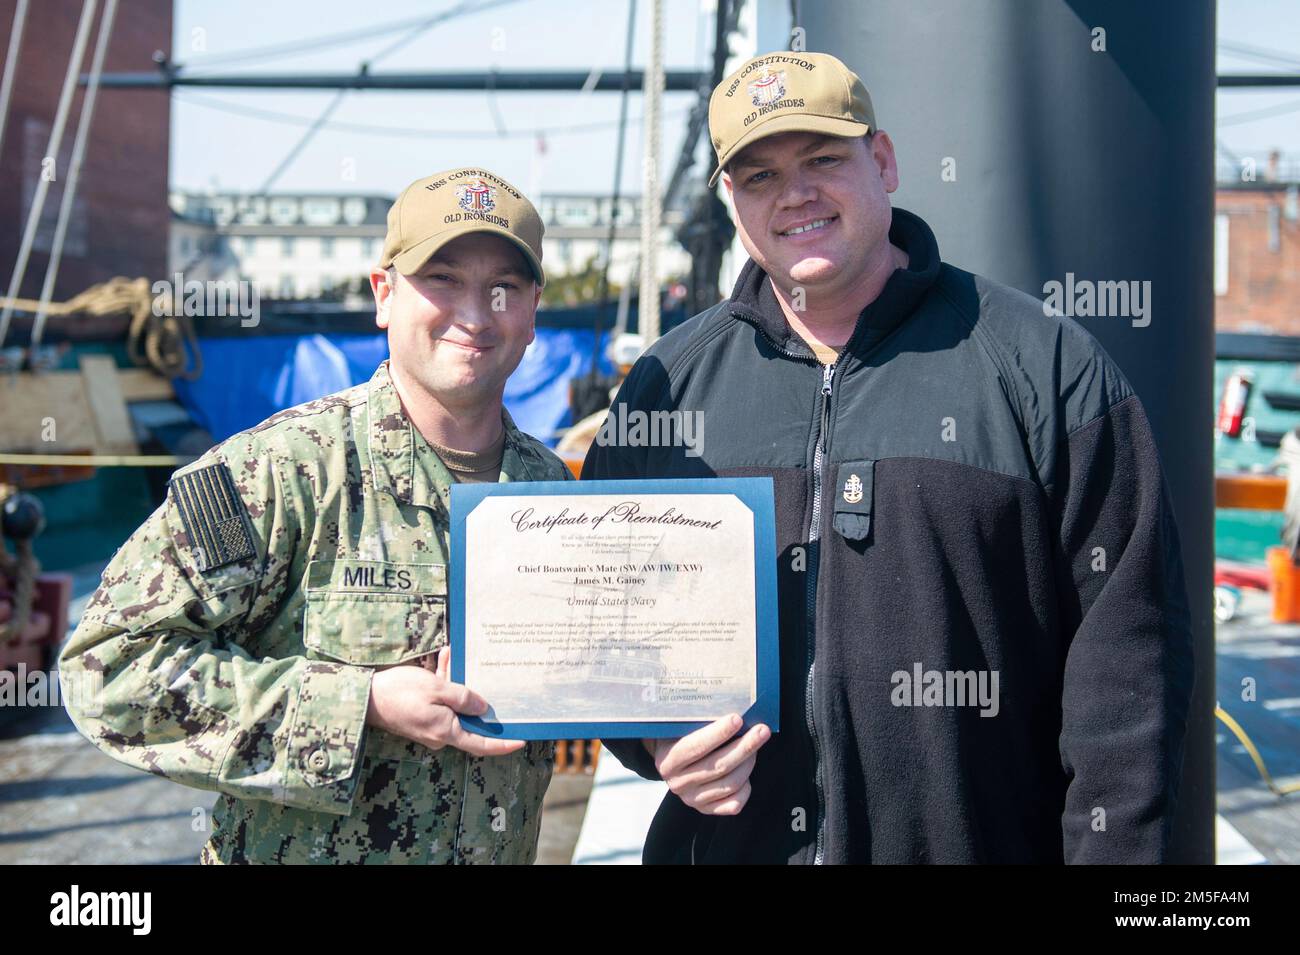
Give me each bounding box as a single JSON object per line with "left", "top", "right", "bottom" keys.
{"left": 842, "top": 473, "right": 863, "bottom": 504}
{"left": 457, "top": 179, "right": 497, "bottom": 214}
{"left": 748, "top": 69, "right": 787, "bottom": 107}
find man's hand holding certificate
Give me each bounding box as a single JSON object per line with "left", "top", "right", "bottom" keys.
{"left": 450, "top": 478, "right": 780, "bottom": 739}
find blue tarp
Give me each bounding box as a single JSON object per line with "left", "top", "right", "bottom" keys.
{"left": 173, "top": 329, "right": 612, "bottom": 448}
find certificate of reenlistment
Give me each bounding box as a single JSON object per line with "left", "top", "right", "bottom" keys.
{"left": 450, "top": 478, "right": 780, "bottom": 740}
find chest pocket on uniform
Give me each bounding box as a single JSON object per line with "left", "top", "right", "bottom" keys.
{"left": 832, "top": 459, "right": 875, "bottom": 542}
{"left": 303, "top": 559, "right": 447, "bottom": 665}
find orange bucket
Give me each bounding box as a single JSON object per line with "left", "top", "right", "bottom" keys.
{"left": 1267, "top": 546, "right": 1300, "bottom": 622}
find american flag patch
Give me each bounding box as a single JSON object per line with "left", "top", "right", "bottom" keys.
{"left": 170, "top": 462, "right": 256, "bottom": 572}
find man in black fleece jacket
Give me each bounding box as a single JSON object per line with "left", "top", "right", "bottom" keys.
{"left": 580, "top": 51, "right": 1194, "bottom": 864}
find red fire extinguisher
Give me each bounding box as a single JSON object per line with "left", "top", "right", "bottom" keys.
{"left": 1217, "top": 370, "right": 1253, "bottom": 438}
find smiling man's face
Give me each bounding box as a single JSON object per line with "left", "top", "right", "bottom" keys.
{"left": 724, "top": 130, "right": 900, "bottom": 296}
{"left": 371, "top": 231, "right": 540, "bottom": 411}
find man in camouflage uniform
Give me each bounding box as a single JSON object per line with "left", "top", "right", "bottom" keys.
{"left": 60, "top": 168, "right": 574, "bottom": 864}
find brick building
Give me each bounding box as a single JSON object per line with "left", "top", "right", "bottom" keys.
{"left": 0, "top": 0, "right": 171, "bottom": 305}
{"left": 1215, "top": 174, "right": 1300, "bottom": 335}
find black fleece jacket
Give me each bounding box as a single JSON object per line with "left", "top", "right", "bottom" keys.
{"left": 581, "top": 207, "right": 1194, "bottom": 864}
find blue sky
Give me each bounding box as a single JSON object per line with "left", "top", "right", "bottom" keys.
{"left": 170, "top": 0, "right": 712, "bottom": 197}
{"left": 169, "top": 0, "right": 1300, "bottom": 197}
{"left": 1215, "top": 0, "right": 1300, "bottom": 169}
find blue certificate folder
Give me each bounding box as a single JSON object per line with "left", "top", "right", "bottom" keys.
{"left": 450, "top": 477, "right": 780, "bottom": 740}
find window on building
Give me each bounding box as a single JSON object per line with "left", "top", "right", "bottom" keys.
{"left": 321, "top": 237, "right": 335, "bottom": 258}
{"left": 269, "top": 197, "right": 299, "bottom": 225}
{"left": 1214, "top": 214, "right": 1229, "bottom": 297}
{"left": 302, "top": 197, "right": 340, "bottom": 226}
{"left": 559, "top": 201, "right": 595, "bottom": 227}
{"left": 280, "top": 275, "right": 294, "bottom": 298}
{"left": 282, "top": 236, "right": 294, "bottom": 257}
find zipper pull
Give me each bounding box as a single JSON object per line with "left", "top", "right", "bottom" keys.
{"left": 819, "top": 362, "right": 835, "bottom": 446}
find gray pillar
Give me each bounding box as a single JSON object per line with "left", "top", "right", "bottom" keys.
{"left": 796, "top": 0, "right": 1216, "bottom": 862}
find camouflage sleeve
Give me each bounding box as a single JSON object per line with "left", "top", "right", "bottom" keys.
{"left": 58, "top": 433, "right": 374, "bottom": 816}
{"left": 526, "top": 431, "right": 578, "bottom": 481}
{"left": 546, "top": 437, "right": 578, "bottom": 481}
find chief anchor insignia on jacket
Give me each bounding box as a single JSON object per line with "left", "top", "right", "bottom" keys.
{"left": 59, "top": 168, "right": 575, "bottom": 865}
{"left": 584, "top": 52, "right": 1195, "bottom": 864}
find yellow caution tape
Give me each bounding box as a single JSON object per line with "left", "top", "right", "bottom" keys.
{"left": 0, "top": 452, "right": 193, "bottom": 467}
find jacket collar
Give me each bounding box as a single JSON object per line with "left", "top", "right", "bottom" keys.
{"left": 365, "top": 360, "right": 533, "bottom": 512}
{"left": 499, "top": 405, "right": 550, "bottom": 483}
{"left": 727, "top": 206, "right": 942, "bottom": 362}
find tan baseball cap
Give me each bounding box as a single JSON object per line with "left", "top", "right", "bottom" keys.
{"left": 707, "top": 52, "right": 875, "bottom": 188}
{"left": 380, "top": 167, "right": 545, "bottom": 284}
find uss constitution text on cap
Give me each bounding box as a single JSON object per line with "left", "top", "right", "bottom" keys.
{"left": 380, "top": 166, "right": 545, "bottom": 284}
{"left": 707, "top": 52, "right": 876, "bottom": 188}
